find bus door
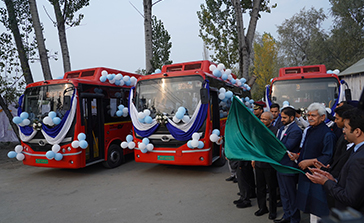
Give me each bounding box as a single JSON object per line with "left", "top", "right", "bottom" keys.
{"left": 81, "top": 93, "right": 105, "bottom": 164}
{"left": 211, "top": 91, "right": 220, "bottom": 158}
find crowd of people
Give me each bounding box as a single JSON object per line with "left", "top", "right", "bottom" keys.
{"left": 226, "top": 101, "right": 364, "bottom": 223}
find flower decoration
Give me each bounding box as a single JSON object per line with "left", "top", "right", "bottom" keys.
{"left": 32, "top": 119, "right": 42, "bottom": 131}
{"left": 155, "top": 113, "right": 168, "bottom": 125}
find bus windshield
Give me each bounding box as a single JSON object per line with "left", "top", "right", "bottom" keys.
{"left": 22, "top": 83, "right": 75, "bottom": 121}
{"left": 135, "top": 76, "right": 203, "bottom": 117}
{"left": 271, "top": 77, "right": 339, "bottom": 109}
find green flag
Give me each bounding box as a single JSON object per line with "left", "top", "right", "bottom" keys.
{"left": 225, "top": 96, "right": 304, "bottom": 174}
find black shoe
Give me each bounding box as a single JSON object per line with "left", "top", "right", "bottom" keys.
{"left": 250, "top": 193, "right": 257, "bottom": 199}
{"left": 254, "top": 209, "right": 269, "bottom": 216}
{"left": 236, "top": 202, "right": 252, "bottom": 208}
{"left": 269, "top": 213, "right": 277, "bottom": 220}
{"left": 225, "top": 176, "right": 235, "bottom": 181}
{"left": 237, "top": 192, "right": 241, "bottom": 196}
{"left": 233, "top": 178, "right": 238, "bottom": 183}
{"left": 277, "top": 200, "right": 282, "bottom": 207}
{"left": 233, "top": 198, "right": 244, "bottom": 204}
{"left": 274, "top": 217, "right": 290, "bottom": 223}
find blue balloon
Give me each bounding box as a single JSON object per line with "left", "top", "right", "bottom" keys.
{"left": 177, "top": 107, "right": 186, "bottom": 114}
{"left": 231, "top": 79, "right": 236, "bottom": 84}
{"left": 115, "top": 80, "right": 120, "bottom": 85}
{"left": 52, "top": 117, "right": 61, "bottom": 125}
{"left": 78, "top": 133, "right": 86, "bottom": 141}
{"left": 79, "top": 140, "right": 88, "bottom": 149}
{"left": 225, "top": 91, "right": 233, "bottom": 98}
{"left": 144, "top": 116, "right": 153, "bottom": 124}
{"left": 221, "top": 73, "right": 228, "bottom": 80}
{"left": 107, "top": 74, "right": 114, "bottom": 80}
{"left": 116, "top": 110, "right": 123, "bottom": 117}
{"left": 212, "top": 129, "right": 220, "bottom": 136}
{"left": 100, "top": 76, "right": 107, "bottom": 82}
{"left": 249, "top": 99, "right": 254, "bottom": 104}
{"left": 126, "top": 134, "right": 133, "bottom": 142}
{"left": 240, "top": 78, "right": 246, "bottom": 84}
{"left": 327, "top": 70, "right": 333, "bottom": 74}
{"left": 7, "top": 151, "right": 17, "bottom": 158}
{"left": 176, "top": 111, "right": 184, "bottom": 120}
{"left": 48, "top": 111, "right": 57, "bottom": 118}
{"left": 198, "top": 141, "right": 204, "bottom": 149}
{"left": 213, "top": 69, "right": 222, "bottom": 78}
{"left": 246, "top": 86, "right": 251, "bottom": 91}
{"left": 118, "top": 105, "right": 125, "bottom": 110}
{"left": 141, "top": 148, "right": 148, "bottom": 153}
{"left": 46, "top": 151, "right": 55, "bottom": 159}
{"left": 142, "top": 138, "right": 150, "bottom": 145}
{"left": 283, "top": 101, "right": 290, "bottom": 106}
{"left": 20, "top": 112, "right": 29, "bottom": 120}
{"left": 125, "top": 80, "right": 131, "bottom": 86}
{"left": 55, "top": 153, "right": 63, "bottom": 161}
{"left": 12, "top": 116, "right": 23, "bottom": 124}
{"left": 187, "top": 140, "right": 193, "bottom": 149}
{"left": 138, "top": 117, "right": 145, "bottom": 123}
{"left": 245, "top": 97, "right": 250, "bottom": 102}
{"left": 155, "top": 69, "right": 161, "bottom": 73}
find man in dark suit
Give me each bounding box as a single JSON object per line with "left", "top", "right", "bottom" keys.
{"left": 271, "top": 103, "right": 284, "bottom": 129}
{"left": 275, "top": 107, "right": 302, "bottom": 223}
{"left": 307, "top": 108, "right": 364, "bottom": 214}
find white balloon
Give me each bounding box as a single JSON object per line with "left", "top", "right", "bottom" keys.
{"left": 191, "top": 140, "right": 199, "bottom": 148}
{"left": 137, "top": 112, "right": 146, "bottom": 119}
{"left": 71, "top": 140, "right": 80, "bottom": 148}
{"left": 219, "top": 87, "right": 226, "bottom": 93}
{"left": 333, "top": 69, "right": 340, "bottom": 75}
{"left": 43, "top": 116, "right": 53, "bottom": 125}
{"left": 119, "top": 80, "right": 125, "bottom": 86}
{"left": 109, "top": 79, "right": 116, "bottom": 84}
{"left": 139, "top": 142, "right": 146, "bottom": 150}
{"left": 182, "top": 115, "right": 190, "bottom": 123}
{"left": 173, "top": 116, "right": 181, "bottom": 123}
{"left": 22, "top": 119, "right": 31, "bottom": 126}
{"left": 209, "top": 64, "right": 217, "bottom": 71}
{"left": 115, "top": 74, "right": 123, "bottom": 80}
{"left": 121, "top": 141, "right": 128, "bottom": 149}
{"left": 123, "top": 107, "right": 129, "bottom": 114}
{"left": 209, "top": 134, "right": 219, "bottom": 142}
{"left": 128, "top": 141, "right": 135, "bottom": 149}
{"left": 225, "top": 69, "right": 232, "bottom": 75}
{"left": 217, "top": 63, "right": 225, "bottom": 71}
{"left": 52, "top": 144, "right": 61, "bottom": 153}
{"left": 146, "top": 144, "right": 154, "bottom": 151}
{"left": 218, "top": 93, "right": 225, "bottom": 100}
{"left": 143, "top": 109, "right": 151, "bottom": 116}
{"left": 101, "top": 70, "right": 108, "bottom": 76}
{"left": 16, "top": 153, "right": 25, "bottom": 161}
{"left": 15, "top": 145, "right": 23, "bottom": 153}
{"left": 227, "top": 74, "right": 233, "bottom": 81}
{"left": 192, "top": 132, "right": 200, "bottom": 140}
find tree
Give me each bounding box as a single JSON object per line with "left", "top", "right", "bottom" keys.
{"left": 29, "top": 0, "right": 52, "bottom": 80}
{"left": 151, "top": 15, "right": 172, "bottom": 70}
{"left": 197, "top": 0, "right": 274, "bottom": 81}
{"left": 49, "top": 0, "right": 90, "bottom": 73}
{"left": 277, "top": 7, "right": 327, "bottom": 66}
{"left": 252, "top": 33, "right": 277, "bottom": 99}
{"left": 144, "top": 0, "right": 153, "bottom": 74}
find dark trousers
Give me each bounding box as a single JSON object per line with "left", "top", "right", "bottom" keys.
{"left": 277, "top": 172, "right": 300, "bottom": 223}
{"left": 237, "top": 161, "right": 256, "bottom": 203}
{"left": 256, "top": 166, "right": 278, "bottom": 214}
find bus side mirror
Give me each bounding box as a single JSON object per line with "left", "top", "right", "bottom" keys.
{"left": 200, "top": 88, "right": 209, "bottom": 104}
{"left": 63, "top": 96, "right": 71, "bottom": 110}
{"left": 345, "top": 89, "right": 352, "bottom": 101}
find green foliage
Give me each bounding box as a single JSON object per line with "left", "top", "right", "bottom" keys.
{"left": 135, "top": 68, "right": 147, "bottom": 75}
{"left": 151, "top": 15, "right": 172, "bottom": 71}
{"left": 252, "top": 33, "right": 277, "bottom": 100}
{"left": 49, "top": 0, "right": 90, "bottom": 27}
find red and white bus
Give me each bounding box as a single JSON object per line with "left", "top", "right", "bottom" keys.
{"left": 129, "top": 60, "right": 250, "bottom": 166}
{"left": 13, "top": 67, "right": 140, "bottom": 168}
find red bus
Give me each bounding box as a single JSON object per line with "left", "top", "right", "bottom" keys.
{"left": 12, "top": 67, "right": 140, "bottom": 168}
{"left": 265, "top": 65, "right": 349, "bottom": 111}
{"left": 129, "top": 60, "right": 250, "bottom": 166}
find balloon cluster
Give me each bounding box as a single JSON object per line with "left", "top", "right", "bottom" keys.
{"left": 137, "top": 138, "right": 154, "bottom": 153}
{"left": 45, "top": 144, "right": 63, "bottom": 161}
{"left": 172, "top": 107, "right": 190, "bottom": 123}
{"left": 99, "top": 70, "right": 137, "bottom": 86}
{"left": 152, "top": 69, "right": 162, "bottom": 74}
{"left": 187, "top": 132, "right": 204, "bottom": 149}
{"left": 42, "top": 111, "right": 62, "bottom": 126}
{"left": 116, "top": 104, "right": 129, "bottom": 117}
{"left": 7, "top": 145, "right": 25, "bottom": 161}
{"left": 327, "top": 69, "right": 340, "bottom": 75}
{"left": 209, "top": 64, "right": 251, "bottom": 91}
{"left": 138, "top": 109, "right": 153, "bottom": 124}
{"left": 121, "top": 134, "right": 136, "bottom": 149}
{"left": 218, "top": 88, "right": 234, "bottom": 101}
{"left": 209, "top": 129, "right": 222, "bottom": 145}
{"left": 71, "top": 133, "right": 88, "bottom": 149}
{"left": 12, "top": 112, "right": 31, "bottom": 127}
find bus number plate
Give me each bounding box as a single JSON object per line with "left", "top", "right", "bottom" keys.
{"left": 157, "top": 155, "right": 174, "bottom": 161}
{"left": 35, "top": 159, "right": 48, "bottom": 164}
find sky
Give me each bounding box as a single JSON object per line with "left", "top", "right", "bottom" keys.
{"left": 0, "top": 0, "right": 333, "bottom": 82}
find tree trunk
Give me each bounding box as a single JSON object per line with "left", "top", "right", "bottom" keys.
{"left": 29, "top": 0, "right": 53, "bottom": 80}
{"left": 52, "top": 0, "right": 71, "bottom": 73}
{"left": 4, "top": 0, "right": 34, "bottom": 85}
{"left": 231, "top": 0, "right": 245, "bottom": 79}
{"left": 144, "top": 0, "right": 153, "bottom": 74}
{"left": 0, "top": 95, "right": 20, "bottom": 141}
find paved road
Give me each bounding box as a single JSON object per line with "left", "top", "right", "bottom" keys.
{"left": 1, "top": 153, "right": 309, "bottom": 223}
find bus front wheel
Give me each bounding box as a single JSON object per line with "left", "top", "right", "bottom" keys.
{"left": 103, "top": 144, "right": 125, "bottom": 168}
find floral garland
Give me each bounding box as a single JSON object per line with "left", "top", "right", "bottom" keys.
{"left": 32, "top": 120, "right": 42, "bottom": 131}
{"left": 155, "top": 113, "right": 168, "bottom": 125}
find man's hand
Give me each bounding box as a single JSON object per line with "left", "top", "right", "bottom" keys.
{"left": 287, "top": 152, "right": 299, "bottom": 161}
{"left": 298, "top": 158, "right": 317, "bottom": 170}
{"left": 251, "top": 161, "right": 255, "bottom": 169}
{"left": 308, "top": 167, "right": 335, "bottom": 181}
{"left": 313, "top": 160, "right": 330, "bottom": 170}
